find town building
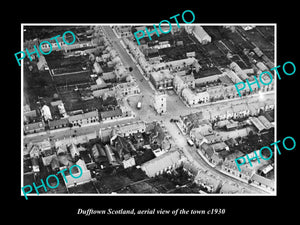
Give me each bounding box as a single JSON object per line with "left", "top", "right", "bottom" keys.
{"left": 114, "top": 26, "right": 132, "bottom": 37}
{"left": 190, "top": 129, "right": 205, "bottom": 147}
{"left": 204, "top": 133, "right": 224, "bottom": 144}
{"left": 61, "top": 159, "right": 92, "bottom": 188}
{"left": 221, "top": 159, "right": 254, "bottom": 181}
{"left": 210, "top": 153, "right": 223, "bottom": 166}
{"left": 140, "top": 150, "right": 182, "bottom": 177}
{"left": 131, "top": 132, "right": 144, "bottom": 149}
{"left": 68, "top": 110, "right": 99, "bottom": 126}
{"left": 232, "top": 104, "right": 250, "bottom": 119}
{"left": 149, "top": 70, "right": 173, "bottom": 90}
{"left": 111, "top": 135, "right": 136, "bottom": 169}
{"left": 198, "top": 143, "right": 214, "bottom": 162}
{"left": 206, "top": 85, "right": 225, "bottom": 102}
{"left": 39, "top": 34, "right": 95, "bottom": 53}
{"left": 114, "top": 64, "right": 128, "bottom": 80}
{"left": 23, "top": 109, "right": 37, "bottom": 123}
{"left": 173, "top": 75, "right": 195, "bottom": 95}
{"left": 211, "top": 142, "right": 229, "bottom": 153}
{"left": 93, "top": 62, "right": 103, "bottom": 74}
{"left": 250, "top": 173, "right": 274, "bottom": 192}
{"left": 98, "top": 121, "right": 146, "bottom": 143}
{"left": 230, "top": 62, "right": 250, "bottom": 81}
{"left": 187, "top": 26, "right": 211, "bottom": 44}
{"left": 152, "top": 57, "right": 197, "bottom": 72}
{"left": 48, "top": 118, "right": 69, "bottom": 130}
{"left": 249, "top": 116, "right": 274, "bottom": 133}
{"left": 181, "top": 88, "right": 209, "bottom": 106}
{"left": 115, "top": 121, "right": 146, "bottom": 137}
{"left": 173, "top": 75, "right": 186, "bottom": 94}
{"left": 92, "top": 88, "right": 115, "bottom": 98}
{"left": 41, "top": 105, "right": 52, "bottom": 121}
{"left": 118, "top": 100, "right": 135, "bottom": 119}
{"left": 181, "top": 75, "right": 195, "bottom": 89}
{"left": 68, "top": 143, "right": 80, "bottom": 159}
{"left": 39, "top": 35, "right": 69, "bottom": 52}
{"left": 152, "top": 41, "right": 171, "bottom": 49}
{"left": 179, "top": 112, "right": 206, "bottom": 134}
{"left": 147, "top": 122, "right": 170, "bottom": 151}
{"left": 101, "top": 71, "right": 117, "bottom": 83}
{"left": 99, "top": 108, "right": 123, "bottom": 122}
{"left": 104, "top": 144, "right": 118, "bottom": 165}
{"left": 152, "top": 92, "right": 167, "bottom": 114}
{"left": 24, "top": 120, "right": 45, "bottom": 134}
{"left": 114, "top": 81, "right": 140, "bottom": 97}
{"left": 194, "top": 170, "right": 221, "bottom": 193}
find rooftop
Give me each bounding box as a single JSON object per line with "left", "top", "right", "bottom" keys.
{"left": 251, "top": 173, "right": 274, "bottom": 189}
{"left": 68, "top": 110, "right": 98, "bottom": 122}
{"left": 100, "top": 108, "right": 122, "bottom": 119}
{"left": 150, "top": 70, "right": 173, "bottom": 82}
{"left": 141, "top": 150, "right": 181, "bottom": 177}
{"left": 200, "top": 142, "right": 214, "bottom": 158}
{"left": 117, "top": 121, "right": 146, "bottom": 135}
{"left": 210, "top": 142, "right": 228, "bottom": 152}
{"left": 249, "top": 117, "right": 268, "bottom": 132}
{"left": 192, "top": 26, "right": 211, "bottom": 41}
{"left": 219, "top": 74, "right": 234, "bottom": 85}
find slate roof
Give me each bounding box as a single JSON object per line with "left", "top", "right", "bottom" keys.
{"left": 100, "top": 108, "right": 122, "bottom": 119}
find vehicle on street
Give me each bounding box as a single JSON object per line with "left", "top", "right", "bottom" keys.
{"left": 187, "top": 138, "right": 194, "bottom": 146}
{"left": 137, "top": 102, "right": 142, "bottom": 109}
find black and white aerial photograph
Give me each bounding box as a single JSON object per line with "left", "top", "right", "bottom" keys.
{"left": 21, "top": 24, "right": 276, "bottom": 197}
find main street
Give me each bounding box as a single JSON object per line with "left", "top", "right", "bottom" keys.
{"left": 101, "top": 25, "right": 156, "bottom": 119}
{"left": 23, "top": 117, "right": 139, "bottom": 145}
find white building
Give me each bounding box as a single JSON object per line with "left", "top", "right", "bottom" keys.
{"left": 69, "top": 143, "right": 80, "bottom": 159}
{"left": 93, "top": 62, "right": 103, "bottom": 74}
{"left": 123, "top": 157, "right": 136, "bottom": 169}
{"left": 114, "top": 81, "right": 140, "bottom": 97}
{"left": 153, "top": 92, "right": 167, "bottom": 114}
{"left": 62, "top": 159, "right": 92, "bottom": 188}
{"left": 173, "top": 75, "right": 186, "bottom": 94}
{"left": 41, "top": 105, "right": 52, "bottom": 121}
{"left": 141, "top": 150, "right": 182, "bottom": 177}
{"left": 152, "top": 57, "right": 196, "bottom": 72}
{"left": 182, "top": 88, "right": 209, "bottom": 106}
{"left": 191, "top": 26, "right": 211, "bottom": 44}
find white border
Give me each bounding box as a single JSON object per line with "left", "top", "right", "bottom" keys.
{"left": 21, "top": 23, "right": 277, "bottom": 197}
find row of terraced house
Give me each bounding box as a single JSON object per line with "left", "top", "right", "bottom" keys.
{"left": 24, "top": 106, "right": 134, "bottom": 135}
